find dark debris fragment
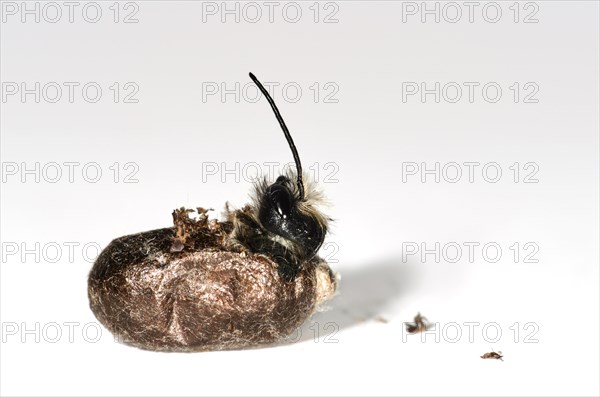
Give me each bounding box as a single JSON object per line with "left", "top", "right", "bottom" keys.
{"left": 481, "top": 350, "right": 504, "bottom": 361}
{"left": 170, "top": 207, "right": 227, "bottom": 252}
{"left": 405, "top": 312, "right": 432, "bottom": 334}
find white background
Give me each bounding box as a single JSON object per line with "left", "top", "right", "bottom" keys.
{"left": 1, "top": 1, "right": 599, "bottom": 396}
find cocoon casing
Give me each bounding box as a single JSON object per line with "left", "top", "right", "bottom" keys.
{"left": 88, "top": 208, "right": 337, "bottom": 352}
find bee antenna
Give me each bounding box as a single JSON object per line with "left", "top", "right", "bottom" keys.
{"left": 249, "top": 72, "right": 305, "bottom": 200}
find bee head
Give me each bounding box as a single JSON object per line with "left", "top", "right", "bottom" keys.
{"left": 257, "top": 174, "right": 326, "bottom": 258}
{"left": 249, "top": 72, "right": 328, "bottom": 259}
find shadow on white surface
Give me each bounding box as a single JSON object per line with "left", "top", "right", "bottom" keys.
{"left": 296, "top": 258, "right": 418, "bottom": 342}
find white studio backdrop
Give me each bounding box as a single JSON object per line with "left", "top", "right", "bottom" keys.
{"left": 1, "top": 1, "right": 599, "bottom": 396}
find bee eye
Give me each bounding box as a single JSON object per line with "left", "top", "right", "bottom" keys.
{"left": 269, "top": 186, "right": 291, "bottom": 219}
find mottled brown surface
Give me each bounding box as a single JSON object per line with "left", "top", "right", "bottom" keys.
{"left": 88, "top": 209, "right": 335, "bottom": 352}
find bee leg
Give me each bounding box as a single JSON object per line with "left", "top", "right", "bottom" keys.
{"left": 246, "top": 236, "right": 300, "bottom": 282}
{"left": 268, "top": 243, "right": 301, "bottom": 282}
{"left": 231, "top": 210, "right": 301, "bottom": 281}
{"left": 273, "top": 255, "right": 299, "bottom": 282}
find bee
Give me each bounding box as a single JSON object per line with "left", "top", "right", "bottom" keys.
{"left": 87, "top": 73, "right": 337, "bottom": 352}
{"left": 405, "top": 312, "right": 431, "bottom": 334}
{"left": 481, "top": 350, "right": 504, "bottom": 361}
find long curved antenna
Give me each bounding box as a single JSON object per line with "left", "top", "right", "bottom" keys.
{"left": 249, "top": 72, "right": 305, "bottom": 200}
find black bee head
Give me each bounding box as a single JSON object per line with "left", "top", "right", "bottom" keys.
{"left": 258, "top": 175, "right": 326, "bottom": 259}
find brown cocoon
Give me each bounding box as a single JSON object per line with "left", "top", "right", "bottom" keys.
{"left": 88, "top": 208, "right": 336, "bottom": 352}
